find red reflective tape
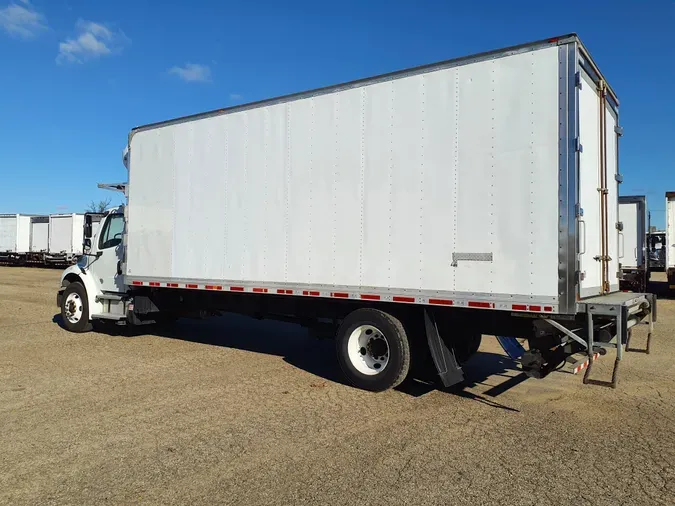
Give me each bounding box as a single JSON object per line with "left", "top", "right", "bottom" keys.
{"left": 186, "top": 284, "right": 198, "bottom": 289}
{"left": 230, "top": 286, "right": 244, "bottom": 292}
{"left": 393, "top": 296, "right": 415, "bottom": 303}
{"left": 512, "top": 304, "right": 528, "bottom": 311}
{"left": 429, "top": 298, "right": 453, "bottom": 306}
{"left": 360, "top": 294, "right": 380, "bottom": 301}
{"left": 303, "top": 290, "right": 320, "bottom": 296}
{"left": 332, "top": 292, "right": 349, "bottom": 298}
{"left": 529, "top": 305, "right": 542, "bottom": 312}
{"left": 276, "top": 289, "right": 293, "bottom": 295}
{"left": 252, "top": 288, "right": 268, "bottom": 293}
{"left": 149, "top": 282, "right": 160, "bottom": 287}
{"left": 132, "top": 281, "right": 143, "bottom": 286}
{"left": 166, "top": 283, "right": 179, "bottom": 288}
{"left": 468, "top": 301, "right": 492, "bottom": 308}
{"left": 544, "top": 306, "right": 553, "bottom": 312}
{"left": 205, "top": 285, "right": 222, "bottom": 290}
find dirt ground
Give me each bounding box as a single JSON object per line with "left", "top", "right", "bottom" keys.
{"left": 0, "top": 267, "right": 673, "bottom": 505}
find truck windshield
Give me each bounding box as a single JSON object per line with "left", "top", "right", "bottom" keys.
{"left": 98, "top": 214, "right": 124, "bottom": 249}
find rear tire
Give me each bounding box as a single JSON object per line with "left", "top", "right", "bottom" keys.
{"left": 60, "top": 282, "right": 92, "bottom": 333}
{"left": 336, "top": 308, "right": 411, "bottom": 392}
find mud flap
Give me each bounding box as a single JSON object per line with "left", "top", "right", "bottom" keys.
{"left": 424, "top": 309, "right": 464, "bottom": 388}
{"left": 496, "top": 336, "right": 526, "bottom": 360}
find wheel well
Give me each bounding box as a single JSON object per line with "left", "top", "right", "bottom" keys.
{"left": 62, "top": 274, "right": 83, "bottom": 287}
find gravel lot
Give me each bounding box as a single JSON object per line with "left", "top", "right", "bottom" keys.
{"left": 1, "top": 267, "right": 674, "bottom": 505}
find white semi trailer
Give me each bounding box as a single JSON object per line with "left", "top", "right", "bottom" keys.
{"left": 47, "top": 214, "right": 86, "bottom": 264}
{"left": 0, "top": 214, "right": 31, "bottom": 262}
{"left": 618, "top": 196, "right": 648, "bottom": 292}
{"left": 57, "top": 35, "right": 655, "bottom": 390}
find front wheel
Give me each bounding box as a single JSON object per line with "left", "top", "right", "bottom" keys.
{"left": 60, "top": 282, "right": 92, "bottom": 332}
{"left": 336, "top": 308, "right": 411, "bottom": 392}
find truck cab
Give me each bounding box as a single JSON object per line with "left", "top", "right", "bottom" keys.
{"left": 57, "top": 208, "right": 126, "bottom": 331}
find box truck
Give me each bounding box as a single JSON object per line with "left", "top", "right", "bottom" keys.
{"left": 57, "top": 35, "right": 655, "bottom": 390}
{"left": 47, "top": 214, "right": 86, "bottom": 264}
{"left": 667, "top": 192, "right": 675, "bottom": 291}
{"left": 618, "top": 196, "right": 648, "bottom": 292}
{"left": 0, "top": 214, "right": 31, "bottom": 262}
{"left": 27, "top": 216, "right": 50, "bottom": 262}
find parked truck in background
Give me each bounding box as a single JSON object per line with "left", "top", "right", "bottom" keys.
{"left": 0, "top": 214, "right": 32, "bottom": 263}
{"left": 57, "top": 34, "right": 655, "bottom": 390}
{"left": 667, "top": 192, "right": 675, "bottom": 292}
{"left": 618, "top": 196, "right": 648, "bottom": 292}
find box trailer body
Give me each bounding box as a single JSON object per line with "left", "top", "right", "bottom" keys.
{"left": 30, "top": 216, "right": 50, "bottom": 253}
{"left": 618, "top": 196, "right": 648, "bottom": 292}
{"left": 58, "top": 35, "right": 656, "bottom": 391}
{"left": 0, "top": 214, "right": 31, "bottom": 256}
{"left": 48, "top": 214, "right": 86, "bottom": 262}
{"left": 125, "top": 36, "right": 620, "bottom": 309}
{"left": 667, "top": 192, "right": 675, "bottom": 290}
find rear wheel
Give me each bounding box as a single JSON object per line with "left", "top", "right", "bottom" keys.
{"left": 60, "top": 282, "right": 92, "bottom": 332}
{"left": 336, "top": 308, "right": 411, "bottom": 392}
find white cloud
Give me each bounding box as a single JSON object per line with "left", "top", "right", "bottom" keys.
{"left": 229, "top": 93, "right": 243, "bottom": 101}
{"left": 169, "top": 63, "right": 211, "bottom": 83}
{"left": 0, "top": 2, "right": 47, "bottom": 38}
{"left": 57, "top": 19, "right": 129, "bottom": 64}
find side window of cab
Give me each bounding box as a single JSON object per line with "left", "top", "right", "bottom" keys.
{"left": 98, "top": 214, "right": 124, "bottom": 249}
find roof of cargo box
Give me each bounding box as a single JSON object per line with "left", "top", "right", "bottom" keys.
{"left": 130, "top": 33, "right": 617, "bottom": 139}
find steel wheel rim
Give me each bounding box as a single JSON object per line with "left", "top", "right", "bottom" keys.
{"left": 65, "top": 292, "right": 83, "bottom": 323}
{"left": 347, "top": 324, "right": 390, "bottom": 375}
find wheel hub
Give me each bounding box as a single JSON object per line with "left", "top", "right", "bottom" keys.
{"left": 348, "top": 325, "right": 390, "bottom": 375}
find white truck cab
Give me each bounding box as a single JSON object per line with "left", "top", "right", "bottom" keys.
{"left": 57, "top": 207, "right": 126, "bottom": 331}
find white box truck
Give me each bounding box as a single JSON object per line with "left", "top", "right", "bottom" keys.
{"left": 47, "top": 214, "right": 86, "bottom": 264}
{"left": 667, "top": 192, "right": 675, "bottom": 292}
{"left": 618, "top": 196, "right": 648, "bottom": 292}
{"left": 0, "top": 214, "right": 31, "bottom": 262}
{"left": 57, "top": 34, "right": 655, "bottom": 390}
{"left": 28, "top": 216, "right": 50, "bottom": 262}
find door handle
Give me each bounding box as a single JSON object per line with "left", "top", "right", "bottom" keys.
{"left": 579, "top": 219, "right": 586, "bottom": 254}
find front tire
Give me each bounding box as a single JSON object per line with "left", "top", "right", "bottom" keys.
{"left": 336, "top": 308, "right": 411, "bottom": 392}
{"left": 60, "top": 282, "right": 92, "bottom": 332}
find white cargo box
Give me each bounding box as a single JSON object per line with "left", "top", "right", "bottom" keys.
{"left": 125, "top": 34, "right": 621, "bottom": 314}
{"left": 30, "top": 216, "right": 50, "bottom": 253}
{"left": 48, "top": 214, "right": 86, "bottom": 256}
{"left": 618, "top": 196, "right": 647, "bottom": 270}
{"left": 0, "top": 214, "right": 31, "bottom": 253}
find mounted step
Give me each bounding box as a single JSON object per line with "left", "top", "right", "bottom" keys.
{"left": 91, "top": 312, "right": 126, "bottom": 321}
{"left": 96, "top": 293, "right": 126, "bottom": 302}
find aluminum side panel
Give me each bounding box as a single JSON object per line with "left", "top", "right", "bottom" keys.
{"left": 127, "top": 47, "right": 560, "bottom": 299}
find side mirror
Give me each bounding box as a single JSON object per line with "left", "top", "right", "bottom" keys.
{"left": 84, "top": 214, "right": 93, "bottom": 239}
{"left": 83, "top": 238, "right": 92, "bottom": 249}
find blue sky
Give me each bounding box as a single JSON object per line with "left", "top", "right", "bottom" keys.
{"left": 1, "top": 0, "right": 673, "bottom": 227}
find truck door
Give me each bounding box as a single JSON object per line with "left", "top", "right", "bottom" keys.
{"left": 90, "top": 213, "right": 125, "bottom": 293}
{"left": 577, "top": 66, "right": 620, "bottom": 297}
